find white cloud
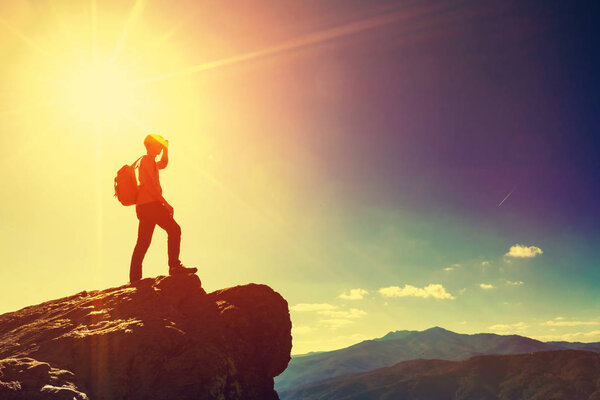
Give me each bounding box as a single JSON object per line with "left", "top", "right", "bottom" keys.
{"left": 348, "top": 308, "right": 367, "bottom": 318}
{"left": 444, "top": 264, "right": 460, "bottom": 272}
{"left": 318, "top": 308, "right": 367, "bottom": 319}
{"left": 506, "top": 244, "right": 543, "bottom": 258}
{"left": 378, "top": 284, "right": 455, "bottom": 300}
{"left": 534, "top": 330, "right": 600, "bottom": 342}
{"left": 479, "top": 283, "right": 495, "bottom": 290}
{"left": 291, "top": 303, "right": 337, "bottom": 312}
{"left": 541, "top": 320, "right": 600, "bottom": 327}
{"left": 319, "top": 318, "right": 355, "bottom": 330}
{"left": 339, "top": 288, "right": 369, "bottom": 300}
{"left": 292, "top": 302, "right": 367, "bottom": 331}
{"left": 488, "top": 322, "right": 528, "bottom": 331}
{"left": 505, "top": 280, "right": 524, "bottom": 286}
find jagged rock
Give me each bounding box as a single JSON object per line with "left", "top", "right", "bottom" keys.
{"left": 0, "top": 274, "right": 292, "bottom": 399}
{"left": 0, "top": 357, "right": 88, "bottom": 399}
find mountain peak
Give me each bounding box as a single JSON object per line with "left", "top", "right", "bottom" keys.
{"left": 422, "top": 326, "right": 458, "bottom": 336}
{"left": 275, "top": 325, "right": 582, "bottom": 391}
{"left": 424, "top": 326, "right": 451, "bottom": 333}
{"left": 376, "top": 327, "right": 454, "bottom": 342}
{"left": 376, "top": 329, "right": 416, "bottom": 341}
{"left": 0, "top": 274, "right": 292, "bottom": 400}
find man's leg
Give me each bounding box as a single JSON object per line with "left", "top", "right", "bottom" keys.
{"left": 130, "top": 219, "right": 156, "bottom": 282}
{"left": 153, "top": 205, "right": 182, "bottom": 268}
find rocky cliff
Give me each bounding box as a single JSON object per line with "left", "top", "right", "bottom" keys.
{"left": 0, "top": 274, "right": 292, "bottom": 400}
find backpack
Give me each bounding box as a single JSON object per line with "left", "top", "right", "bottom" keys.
{"left": 114, "top": 156, "right": 143, "bottom": 206}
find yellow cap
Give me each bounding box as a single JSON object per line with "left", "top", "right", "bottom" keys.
{"left": 145, "top": 134, "right": 168, "bottom": 148}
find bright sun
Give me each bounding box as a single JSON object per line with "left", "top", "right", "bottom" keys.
{"left": 6, "top": 1, "right": 202, "bottom": 134}
{"left": 60, "top": 63, "right": 134, "bottom": 122}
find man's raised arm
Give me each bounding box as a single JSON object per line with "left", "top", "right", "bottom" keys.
{"left": 157, "top": 147, "right": 168, "bottom": 169}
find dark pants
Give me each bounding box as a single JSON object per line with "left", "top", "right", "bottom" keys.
{"left": 130, "top": 201, "right": 181, "bottom": 282}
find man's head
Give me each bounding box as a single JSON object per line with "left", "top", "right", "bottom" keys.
{"left": 144, "top": 134, "right": 168, "bottom": 155}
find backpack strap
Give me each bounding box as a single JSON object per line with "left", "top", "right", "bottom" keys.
{"left": 131, "top": 156, "right": 144, "bottom": 168}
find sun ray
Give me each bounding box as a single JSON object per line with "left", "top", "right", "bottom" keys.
{"left": 108, "top": 0, "right": 147, "bottom": 67}
{"left": 123, "top": 22, "right": 184, "bottom": 70}
{"left": 2, "top": 0, "right": 366, "bottom": 277}
{"left": 116, "top": 110, "right": 264, "bottom": 225}
{"left": 0, "top": 17, "right": 63, "bottom": 68}
{"left": 48, "top": 0, "right": 79, "bottom": 63}
{"left": 90, "top": 0, "right": 98, "bottom": 64}
{"left": 93, "top": 117, "right": 104, "bottom": 280}
{"left": 0, "top": 99, "right": 56, "bottom": 118}
{"left": 3, "top": 107, "right": 78, "bottom": 167}
{"left": 127, "top": 2, "right": 452, "bottom": 88}
{"left": 117, "top": 109, "right": 151, "bottom": 132}
{"left": 174, "top": 150, "right": 338, "bottom": 275}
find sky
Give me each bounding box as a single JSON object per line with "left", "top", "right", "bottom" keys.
{"left": 0, "top": 0, "right": 598, "bottom": 355}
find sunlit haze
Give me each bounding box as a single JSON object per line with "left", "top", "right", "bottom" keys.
{"left": 1, "top": 0, "right": 599, "bottom": 355}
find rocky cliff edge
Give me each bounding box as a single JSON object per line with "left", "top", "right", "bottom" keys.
{"left": 0, "top": 274, "right": 292, "bottom": 400}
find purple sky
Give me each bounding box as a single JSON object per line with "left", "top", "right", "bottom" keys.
{"left": 256, "top": 0, "right": 600, "bottom": 235}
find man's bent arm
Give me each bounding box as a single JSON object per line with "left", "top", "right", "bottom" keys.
{"left": 157, "top": 147, "right": 168, "bottom": 170}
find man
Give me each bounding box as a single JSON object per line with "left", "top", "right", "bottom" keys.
{"left": 130, "top": 134, "right": 197, "bottom": 283}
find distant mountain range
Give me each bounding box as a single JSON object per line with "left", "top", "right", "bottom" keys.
{"left": 279, "top": 350, "right": 600, "bottom": 400}
{"left": 276, "top": 327, "right": 600, "bottom": 391}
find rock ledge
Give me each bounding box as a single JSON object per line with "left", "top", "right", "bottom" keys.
{"left": 0, "top": 275, "right": 292, "bottom": 400}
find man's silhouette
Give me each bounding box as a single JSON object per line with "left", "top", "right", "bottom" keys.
{"left": 130, "top": 134, "right": 197, "bottom": 283}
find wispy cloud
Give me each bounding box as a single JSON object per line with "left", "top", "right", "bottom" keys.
{"left": 541, "top": 320, "right": 600, "bottom": 327}
{"left": 339, "top": 288, "right": 369, "bottom": 300}
{"left": 291, "top": 302, "right": 367, "bottom": 331}
{"left": 488, "top": 322, "right": 528, "bottom": 331}
{"left": 443, "top": 263, "right": 460, "bottom": 272}
{"left": 318, "top": 308, "right": 367, "bottom": 319}
{"left": 506, "top": 244, "right": 543, "bottom": 258}
{"left": 505, "top": 280, "right": 524, "bottom": 286}
{"left": 481, "top": 260, "right": 491, "bottom": 268}
{"left": 379, "top": 284, "right": 455, "bottom": 300}
{"left": 534, "top": 330, "right": 600, "bottom": 342}
{"left": 479, "top": 283, "right": 494, "bottom": 290}
{"left": 319, "top": 318, "right": 355, "bottom": 329}
{"left": 318, "top": 309, "right": 367, "bottom": 330}
{"left": 291, "top": 303, "right": 337, "bottom": 312}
